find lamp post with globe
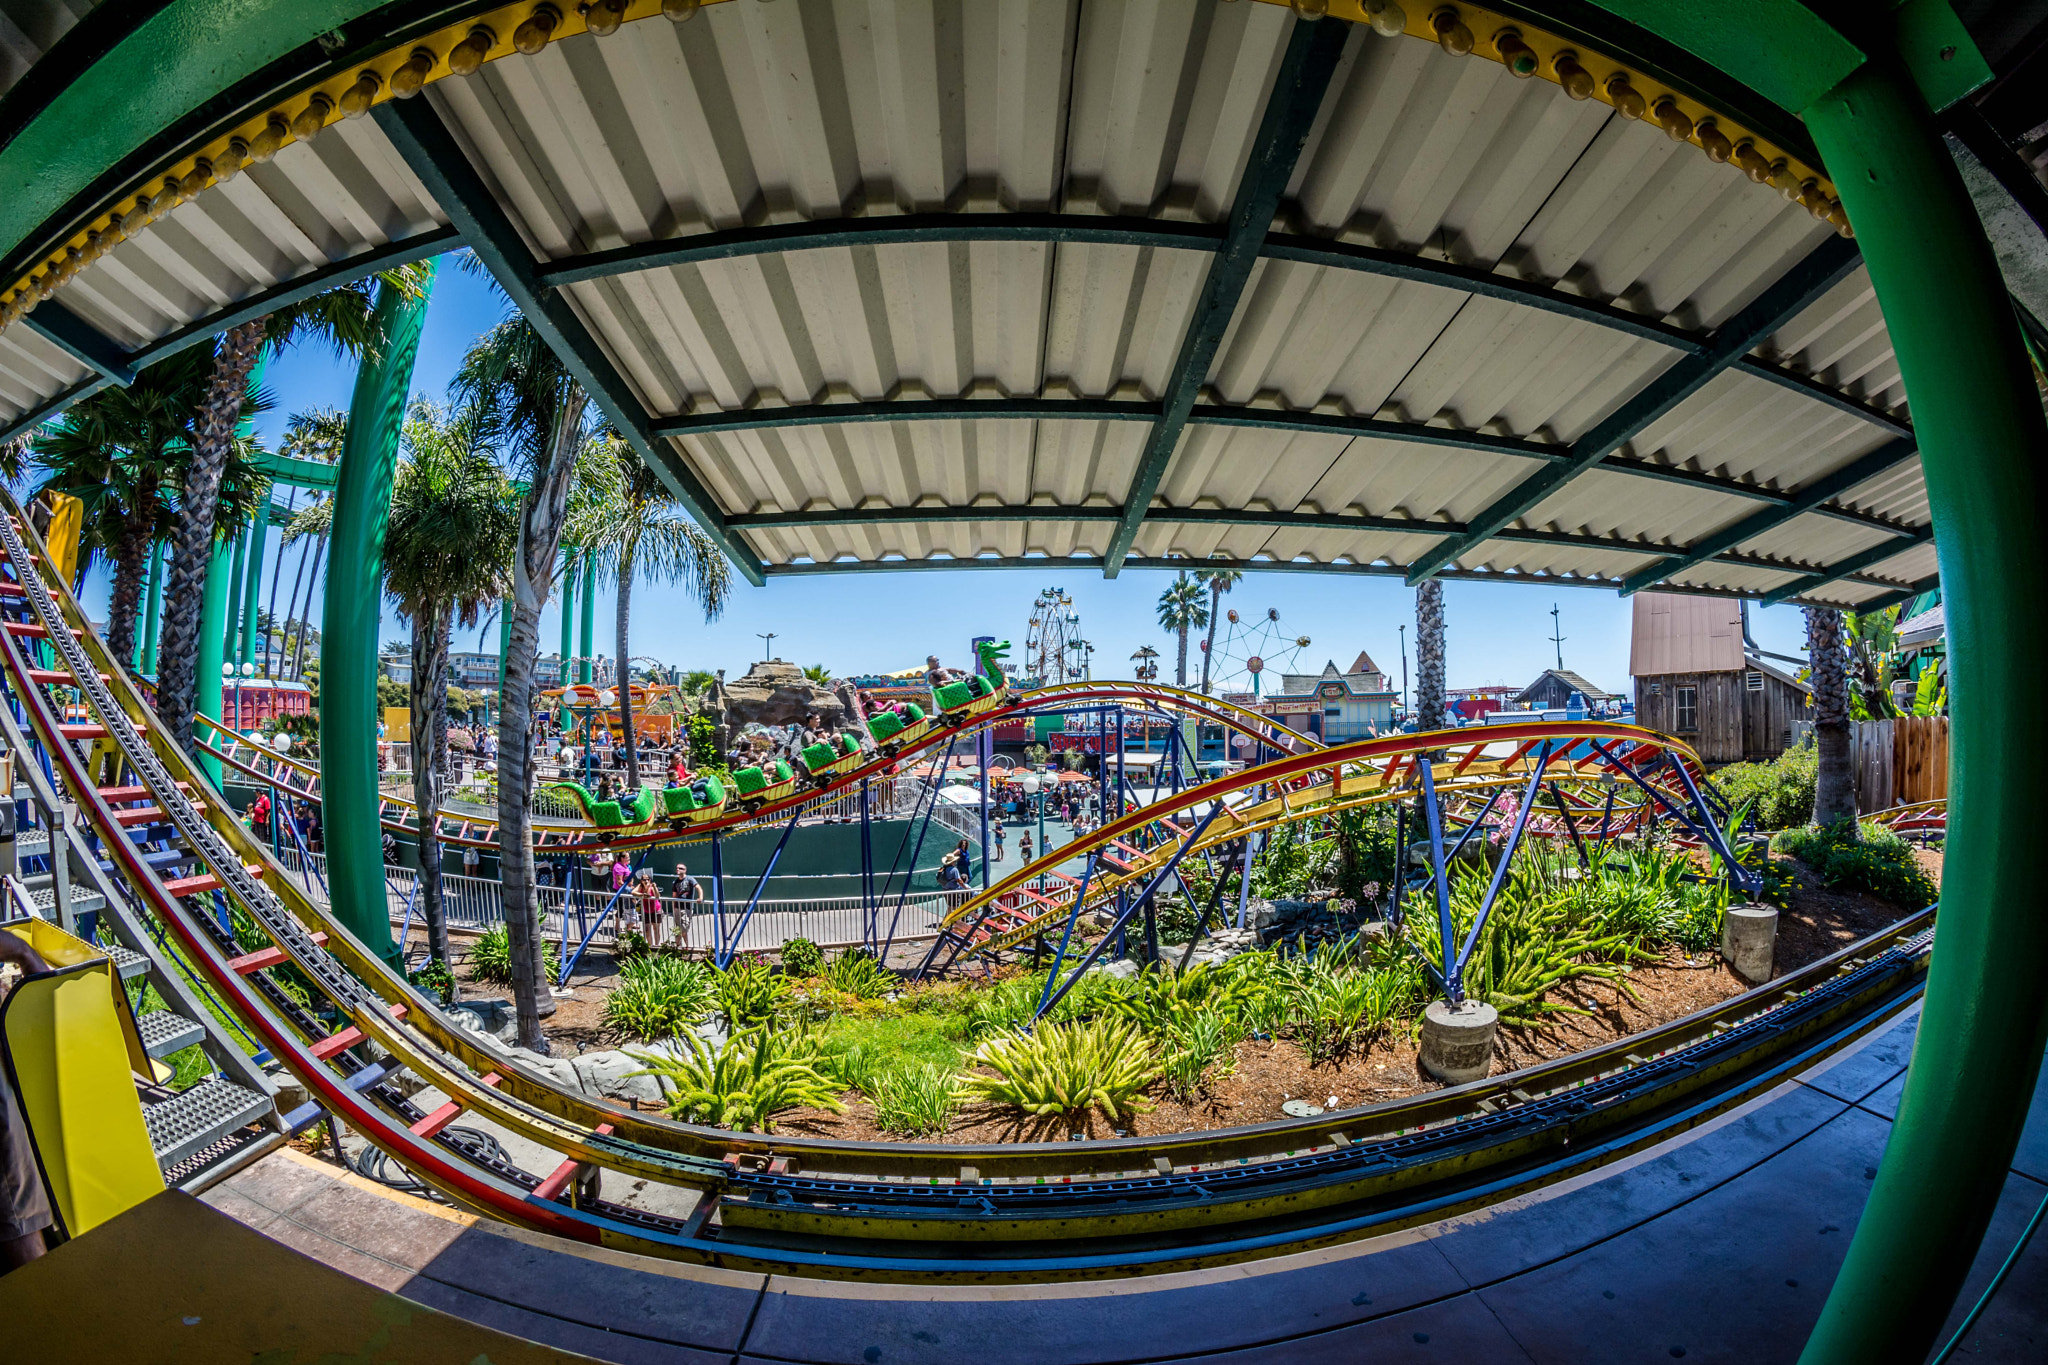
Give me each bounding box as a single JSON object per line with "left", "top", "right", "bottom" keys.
{"left": 266, "top": 731, "right": 293, "bottom": 855}
{"left": 223, "top": 658, "right": 259, "bottom": 731}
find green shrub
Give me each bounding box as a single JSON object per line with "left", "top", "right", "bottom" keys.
{"left": 614, "top": 927, "right": 651, "bottom": 962}
{"left": 1711, "top": 741, "right": 1817, "bottom": 829}
{"left": 1159, "top": 1011, "right": 1243, "bottom": 1101}
{"left": 815, "top": 1012, "right": 969, "bottom": 1094}
{"left": 602, "top": 955, "right": 715, "bottom": 1041}
{"left": 1776, "top": 819, "right": 1937, "bottom": 909}
{"left": 780, "top": 937, "right": 824, "bottom": 977}
{"left": 465, "top": 924, "right": 558, "bottom": 986}
{"left": 958, "top": 1017, "right": 1162, "bottom": 1123}
{"left": 407, "top": 957, "right": 454, "bottom": 1005}
{"left": 1289, "top": 960, "right": 1424, "bottom": 1064}
{"left": 867, "top": 1063, "right": 960, "bottom": 1136}
{"left": 628, "top": 1028, "right": 844, "bottom": 1132}
{"left": 714, "top": 958, "right": 793, "bottom": 1029}
{"left": 820, "top": 949, "right": 893, "bottom": 1000}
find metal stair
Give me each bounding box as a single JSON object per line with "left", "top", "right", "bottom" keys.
{"left": 0, "top": 660, "right": 281, "bottom": 1191}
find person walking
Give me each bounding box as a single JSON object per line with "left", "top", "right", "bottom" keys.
{"left": 951, "top": 838, "right": 973, "bottom": 884}
{"left": 993, "top": 825, "right": 1005, "bottom": 863}
{"left": 1018, "top": 828, "right": 1033, "bottom": 864}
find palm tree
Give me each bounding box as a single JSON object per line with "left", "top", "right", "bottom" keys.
{"left": 383, "top": 400, "right": 518, "bottom": 970}
{"left": 156, "top": 270, "right": 429, "bottom": 750}
{"left": 1194, "top": 566, "right": 1242, "bottom": 695}
{"left": 29, "top": 350, "right": 264, "bottom": 663}
{"left": 454, "top": 316, "right": 591, "bottom": 1052}
{"left": 1157, "top": 572, "right": 1210, "bottom": 688}
{"left": 1807, "top": 605, "right": 1856, "bottom": 827}
{"left": 1415, "top": 579, "right": 1446, "bottom": 730}
{"left": 567, "top": 441, "right": 731, "bottom": 786}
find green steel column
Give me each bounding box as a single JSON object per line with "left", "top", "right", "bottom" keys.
{"left": 578, "top": 554, "right": 596, "bottom": 685}
{"left": 239, "top": 492, "right": 272, "bottom": 667}
{"left": 192, "top": 539, "right": 234, "bottom": 788}
{"left": 224, "top": 522, "right": 249, "bottom": 665}
{"left": 559, "top": 567, "right": 574, "bottom": 684}
{"left": 138, "top": 544, "right": 162, "bottom": 674}
{"left": 1799, "top": 59, "right": 2048, "bottom": 1364}
{"left": 320, "top": 265, "right": 436, "bottom": 968}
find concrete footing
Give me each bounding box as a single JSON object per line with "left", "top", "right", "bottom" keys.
{"left": 1721, "top": 902, "right": 1779, "bottom": 984}
{"left": 1419, "top": 999, "right": 1498, "bottom": 1084}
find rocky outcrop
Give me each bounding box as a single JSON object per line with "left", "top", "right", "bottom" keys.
{"left": 700, "top": 660, "right": 850, "bottom": 750}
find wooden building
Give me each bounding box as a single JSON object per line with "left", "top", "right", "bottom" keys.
{"left": 1629, "top": 593, "right": 1810, "bottom": 765}
{"left": 1512, "top": 669, "right": 1620, "bottom": 713}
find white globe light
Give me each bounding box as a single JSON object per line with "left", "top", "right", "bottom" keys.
{"left": 1018, "top": 773, "right": 1041, "bottom": 794}
{"left": 240, "top": 662, "right": 257, "bottom": 678}
{"left": 598, "top": 689, "right": 617, "bottom": 708}
{"left": 271, "top": 733, "right": 293, "bottom": 754}
{"left": 221, "top": 660, "right": 236, "bottom": 678}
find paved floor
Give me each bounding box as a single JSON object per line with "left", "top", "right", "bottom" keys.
{"left": 200, "top": 1002, "right": 2047, "bottom": 1364}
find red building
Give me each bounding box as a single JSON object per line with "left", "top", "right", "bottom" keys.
{"left": 218, "top": 679, "right": 312, "bottom": 729}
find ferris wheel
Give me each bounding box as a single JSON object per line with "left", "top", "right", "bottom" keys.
{"left": 1024, "top": 587, "right": 1088, "bottom": 685}
{"left": 1204, "top": 606, "right": 1311, "bottom": 697}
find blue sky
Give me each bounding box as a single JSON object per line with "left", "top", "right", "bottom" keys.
{"left": 76, "top": 263, "right": 1814, "bottom": 697}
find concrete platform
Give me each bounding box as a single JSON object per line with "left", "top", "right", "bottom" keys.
{"left": 22, "top": 1001, "right": 2048, "bottom": 1362}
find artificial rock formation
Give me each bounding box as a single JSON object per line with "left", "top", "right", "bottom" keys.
{"left": 699, "top": 660, "right": 849, "bottom": 750}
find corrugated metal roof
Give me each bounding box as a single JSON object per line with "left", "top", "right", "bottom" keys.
{"left": 1630, "top": 591, "right": 1745, "bottom": 676}
{"left": 0, "top": 2, "right": 1938, "bottom": 610}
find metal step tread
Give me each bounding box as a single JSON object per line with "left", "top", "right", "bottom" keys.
{"left": 103, "top": 940, "right": 149, "bottom": 979}
{"left": 135, "top": 1009, "right": 205, "bottom": 1059}
{"left": 23, "top": 882, "right": 105, "bottom": 913}
{"left": 12, "top": 830, "right": 50, "bottom": 859}
{"left": 143, "top": 1078, "right": 273, "bottom": 1170}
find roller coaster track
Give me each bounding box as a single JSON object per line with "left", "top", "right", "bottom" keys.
{"left": 0, "top": 491, "right": 1936, "bottom": 1281}
{"left": 191, "top": 681, "right": 1319, "bottom": 856}
{"left": 928, "top": 724, "right": 1702, "bottom": 963}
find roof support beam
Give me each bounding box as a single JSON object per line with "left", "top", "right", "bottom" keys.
{"left": 373, "top": 97, "right": 764, "bottom": 587}
{"left": 1405, "top": 235, "right": 1866, "bottom": 584}
{"left": 734, "top": 504, "right": 1911, "bottom": 591}
{"left": 656, "top": 393, "right": 1917, "bottom": 541}
{"left": 1619, "top": 437, "right": 1921, "bottom": 593}
{"left": 1102, "top": 16, "right": 1349, "bottom": 577}
{"left": 542, "top": 215, "right": 1905, "bottom": 430}
{"left": 1760, "top": 527, "right": 1937, "bottom": 606}
{"left": 1859, "top": 573, "right": 1941, "bottom": 613}
{"left": 23, "top": 299, "right": 134, "bottom": 385}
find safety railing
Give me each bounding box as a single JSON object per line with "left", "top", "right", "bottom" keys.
{"left": 271, "top": 846, "right": 947, "bottom": 955}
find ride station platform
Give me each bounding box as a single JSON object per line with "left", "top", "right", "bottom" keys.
{"left": 7, "top": 1002, "right": 2041, "bottom": 1364}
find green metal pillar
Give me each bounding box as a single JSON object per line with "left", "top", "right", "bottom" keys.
{"left": 138, "top": 544, "right": 162, "bottom": 675}
{"left": 320, "top": 265, "right": 436, "bottom": 968}
{"left": 224, "top": 521, "right": 249, "bottom": 666}
{"left": 578, "top": 554, "right": 596, "bottom": 685}
{"left": 559, "top": 567, "right": 574, "bottom": 682}
{"left": 239, "top": 491, "right": 272, "bottom": 668}
{"left": 1799, "top": 57, "right": 2048, "bottom": 1365}
{"left": 192, "top": 539, "right": 234, "bottom": 788}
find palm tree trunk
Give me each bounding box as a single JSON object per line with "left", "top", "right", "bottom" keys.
{"left": 106, "top": 509, "right": 154, "bottom": 664}
{"left": 290, "top": 536, "right": 327, "bottom": 681}
{"left": 1198, "top": 582, "right": 1222, "bottom": 694}
{"left": 280, "top": 533, "right": 313, "bottom": 677}
{"left": 1415, "top": 579, "right": 1446, "bottom": 730}
{"left": 411, "top": 597, "right": 453, "bottom": 967}
{"left": 1176, "top": 624, "right": 1189, "bottom": 688}
{"left": 500, "top": 392, "right": 587, "bottom": 1051}
{"left": 158, "top": 317, "right": 267, "bottom": 747}
{"left": 615, "top": 536, "right": 639, "bottom": 784}
{"left": 1807, "top": 606, "right": 1857, "bottom": 828}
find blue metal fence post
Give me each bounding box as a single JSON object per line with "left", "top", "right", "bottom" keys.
{"left": 709, "top": 830, "right": 725, "bottom": 960}
{"left": 859, "top": 776, "right": 875, "bottom": 952}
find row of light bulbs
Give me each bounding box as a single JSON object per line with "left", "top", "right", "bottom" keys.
{"left": 0, "top": 0, "right": 720, "bottom": 333}
{"left": 1265, "top": 0, "right": 1851, "bottom": 237}
{"left": 0, "top": 0, "right": 1846, "bottom": 342}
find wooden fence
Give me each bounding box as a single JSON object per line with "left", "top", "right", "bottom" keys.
{"left": 1851, "top": 716, "right": 1950, "bottom": 813}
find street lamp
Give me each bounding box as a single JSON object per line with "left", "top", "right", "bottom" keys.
{"left": 223, "top": 659, "right": 257, "bottom": 730}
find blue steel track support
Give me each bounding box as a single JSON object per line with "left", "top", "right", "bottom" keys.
{"left": 882, "top": 733, "right": 960, "bottom": 961}
{"left": 709, "top": 831, "right": 725, "bottom": 957}
{"left": 1036, "top": 802, "right": 1224, "bottom": 1021}
{"left": 1416, "top": 757, "right": 1458, "bottom": 1002}
{"left": 859, "top": 777, "right": 875, "bottom": 953}
{"left": 717, "top": 807, "right": 802, "bottom": 968}
{"left": 1033, "top": 854, "right": 1100, "bottom": 1017}
{"left": 1453, "top": 745, "right": 1551, "bottom": 985}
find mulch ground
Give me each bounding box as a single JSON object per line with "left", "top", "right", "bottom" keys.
{"left": 769, "top": 848, "right": 1943, "bottom": 1144}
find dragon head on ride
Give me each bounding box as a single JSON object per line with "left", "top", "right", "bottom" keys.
{"left": 975, "top": 638, "right": 1011, "bottom": 684}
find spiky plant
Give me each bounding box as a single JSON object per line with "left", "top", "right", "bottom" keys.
{"left": 628, "top": 1029, "right": 844, "bottom": 1132}
{"left": 958, "top": 1017, "right": 1162, "bottom": 1123}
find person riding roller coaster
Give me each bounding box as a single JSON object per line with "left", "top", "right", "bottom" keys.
{"left": 930, "top": 639, "right": 1012, "bottom": 721}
